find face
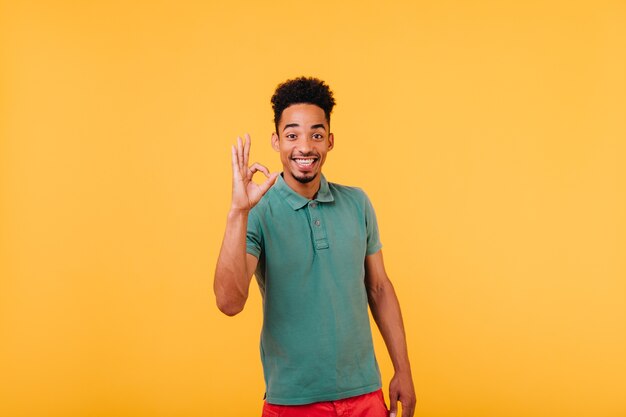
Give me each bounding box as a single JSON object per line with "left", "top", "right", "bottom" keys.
{"left": 272, "top": 103, "right": 334, "bottom": 185}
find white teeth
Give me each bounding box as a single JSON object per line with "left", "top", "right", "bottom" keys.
{"left": 295, "top": 159, "right": 314, "bottom": 166}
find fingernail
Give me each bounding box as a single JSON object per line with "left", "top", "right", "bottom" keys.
{"left": 390, "top": 413, "right": 396, "bottom": 417}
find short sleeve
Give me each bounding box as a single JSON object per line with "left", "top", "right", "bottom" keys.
{"left": 363, "top": 192, "right": 383, "bottom": 255}
{"left": 246, "top": 208, "right": 262, "bottom": 258}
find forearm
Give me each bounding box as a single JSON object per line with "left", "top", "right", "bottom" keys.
{"left": 368, "top": 280, "right": 412, "bottom": 373}
{"left": 214, "top": 209, "right": 251, "bottom": 315}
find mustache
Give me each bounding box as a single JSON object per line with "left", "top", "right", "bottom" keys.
{"left": 291, "top": 152, "right": 320, "bottom": 158}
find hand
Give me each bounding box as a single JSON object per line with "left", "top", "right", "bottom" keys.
{"left": 230, "top": 133, "right": 278, "bottom": 211}
{"left": 389, "top": 370, "right": 416, "bottom": 417}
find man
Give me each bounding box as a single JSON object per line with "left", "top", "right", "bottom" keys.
{"left": 214, "top": 77, "right": 416, "bottom": 417}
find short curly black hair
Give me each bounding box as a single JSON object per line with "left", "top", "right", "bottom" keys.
{"left": 271, "top": 76, "right": 336, "bottom": 133}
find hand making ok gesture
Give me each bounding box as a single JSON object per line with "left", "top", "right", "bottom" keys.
{"left": 231, "top": 133, "right": 279, "bottom": 211}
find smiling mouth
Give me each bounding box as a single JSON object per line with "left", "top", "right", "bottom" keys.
{"left": 292, "top": 157, "right": 318, "bottom": 167}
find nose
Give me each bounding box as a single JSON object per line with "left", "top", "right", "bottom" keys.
{"left": 295, "top": 137, "right": 314, "bottom": 155}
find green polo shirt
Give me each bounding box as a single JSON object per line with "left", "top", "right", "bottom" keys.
{"left": 246, "top": 173, "right": 383, "bottom": 405}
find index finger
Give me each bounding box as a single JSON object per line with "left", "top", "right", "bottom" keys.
{"left": 248, "top": 162, "right": 270, "bottom": 177}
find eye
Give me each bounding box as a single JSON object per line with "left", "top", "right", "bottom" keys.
{"left": 285, "top": 133, "right": 297, "bottom": 140}
{"left": 312, "top": 133, "right": 324, "bottom": 141}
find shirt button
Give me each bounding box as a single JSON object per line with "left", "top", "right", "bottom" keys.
{"left": 314, "top": 219, "right": 321, "bottom": 226}
{"left": 310, "top": 202, "right": 317, "bottom": 208}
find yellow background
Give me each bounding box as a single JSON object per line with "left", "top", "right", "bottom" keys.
{"left": 1, "top": 1, "right": 625, "bottom": 416}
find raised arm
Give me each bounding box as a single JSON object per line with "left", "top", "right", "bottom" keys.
{"left": 214, "top": 134, "right": 278, "bottom": 316}
{"left": 365, "top": 250, "right": 416, "bottom": 417}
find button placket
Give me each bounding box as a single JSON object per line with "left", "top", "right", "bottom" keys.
{"left": 308, "top": 201, "right": 328, "bottom": 250}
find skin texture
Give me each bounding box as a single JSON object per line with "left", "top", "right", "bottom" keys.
{"left": 213, "top": 104, "right": 416, "bottom": 416}
{"left": 365, "top": 251, "right": 417, "bottom": 417}
{"left": 213, "top": 133, "right": 277, "bottom": 316}
{"left": 271, "top": 103, "right": 334, "bottom": 199}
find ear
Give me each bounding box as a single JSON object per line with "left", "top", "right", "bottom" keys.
{"left": 271, "top": 132, "right": 280, "bottom": 151}
{"left": 328, "top": 132, "right": 334, "bottom": 150}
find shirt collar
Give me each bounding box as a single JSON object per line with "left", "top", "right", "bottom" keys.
{"left": 275, "top": 173, "right": 335, "bottom": 210}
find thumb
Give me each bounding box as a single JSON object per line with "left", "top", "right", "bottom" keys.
{"left": 389, "top": 389, "right": 399, "bottom": 417}
{"left": 258, "top": 172, "right": 279, "bottom": 194}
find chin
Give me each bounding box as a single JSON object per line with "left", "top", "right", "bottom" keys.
{"left": 293, "top": 172, "right": 317, "bottom": 184}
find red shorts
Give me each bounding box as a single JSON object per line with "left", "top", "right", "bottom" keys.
{"left": 261, "top": 389, "right": 389, "bottom": 417}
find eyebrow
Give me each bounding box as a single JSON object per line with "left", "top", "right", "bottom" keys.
{"left": 282, "top": 123, "right": 327, "bottom": 132}
{"left": 283, "top": 123, "right": 299, "bottom": 131}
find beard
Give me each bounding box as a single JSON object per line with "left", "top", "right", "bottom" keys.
{"left": 289, "top": 152, "right": 320, "bottom": 184}
{"left": 293, "top": 171, "right": 317, "bottom": 184}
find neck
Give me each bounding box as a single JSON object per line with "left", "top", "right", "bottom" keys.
{"left": 282, "top": 173, "right": 321, "bottom": 200}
